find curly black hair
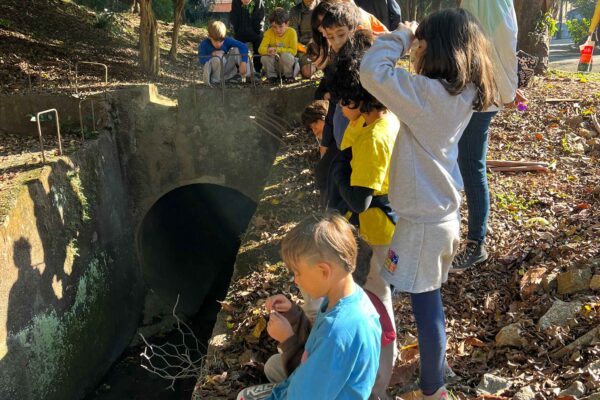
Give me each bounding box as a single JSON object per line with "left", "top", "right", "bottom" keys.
{"left": 329, "top": 30, "right": 385, "bottom": 114}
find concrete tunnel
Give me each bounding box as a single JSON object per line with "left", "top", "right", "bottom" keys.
{"left": 138, "top": 183, "right": 256, "bottom": 317}
{"left": 0, "top": 84, "right": 315, "bottom": 400}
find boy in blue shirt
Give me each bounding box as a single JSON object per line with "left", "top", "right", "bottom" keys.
{"left": 236, "top": 213, "right": 381, "bottom": 400}
{"left": 198, "top": 20, "right": 250, "bottom": 84}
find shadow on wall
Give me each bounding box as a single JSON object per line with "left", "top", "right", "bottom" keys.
{"left": 138, "top": 183, "right": 257, "bottom": 318}
{"left": 0, "top": 155, "right": 139, "bottom": 400}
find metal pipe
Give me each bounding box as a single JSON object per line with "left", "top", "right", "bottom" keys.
{"left": 36, "top": 109, "right": 62, "bottom": 163}
{"left": 78, "top": 98, "right": 96, "bottom": 143}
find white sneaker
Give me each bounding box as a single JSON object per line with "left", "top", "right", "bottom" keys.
{"left": 423, "top": 386, "right": 449, "bottom": 400}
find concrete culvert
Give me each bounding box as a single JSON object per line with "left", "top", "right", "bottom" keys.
{"left": 138, "top": 183, "right": 257, "bottom": 318}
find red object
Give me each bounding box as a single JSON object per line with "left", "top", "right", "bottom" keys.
{"left": 365, "top": 290, "right": 396, "bottom": 346}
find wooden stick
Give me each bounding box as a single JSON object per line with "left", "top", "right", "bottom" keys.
{"left": 591, "top": 113, "right": 600, "bottom": 136}
{"left": 487, "top": 160, "right": 549, "bottom": 167}
{"left": 551, "top": 326, "right": 600, "bottom": 359}
{"left": 545, "top": 98, "right": 582, "bottom": 103}
{"left": 488, "top": 165, "right": 550, "bottom": 173}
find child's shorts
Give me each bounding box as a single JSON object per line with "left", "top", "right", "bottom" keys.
{"left": 380, "top": 216, "right": 459, "bottom": 293}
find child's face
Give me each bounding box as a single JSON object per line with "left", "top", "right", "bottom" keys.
{"left": 309, "top": 120, "right": 325, "bottom": 139}
{"left": 210, "top": 38, "right": 224, "bottom": 49}
{"left": 272, "top": 22, "right": 289, "bottom": 37}
{"left": 289, "top": 258, "right": 329, "bottom": 299}
{"left": 341, "top": 102, "right": 362, "bottom": 122}
{"left": 324, "top": 25, "right": 352, "bottom": 53}
{"left": 241, "top": 0, "right": 252, "bottom": 5}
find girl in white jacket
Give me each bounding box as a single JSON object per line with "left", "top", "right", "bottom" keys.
{"left": 360, "top": 8, "right": 496, "bottom": 399}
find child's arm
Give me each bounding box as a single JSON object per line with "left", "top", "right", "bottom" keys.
{"left": 330, "top": 150, "right": 374, "bottom": 213}
{"left": 277, "top": 28, "right": 298, "bottom": 56}
{"left": 359, "top": 27, "right": 430, "bottom": 125}
{"left": 258, "top": 30, "right": 271, "bottom": 55}
{"left": 198, "top": 40, "right": 212, "bottom": 65}
{"left": 226, "top": 37, "right": 249, "bottom": 63}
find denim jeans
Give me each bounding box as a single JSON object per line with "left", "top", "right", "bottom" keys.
{"left": 457, "top": 111, "right": 497, "bottom": 244}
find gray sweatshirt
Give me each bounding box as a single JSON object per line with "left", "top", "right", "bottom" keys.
{"left": 360, "top": 28, "right": 476, "bottom": 224}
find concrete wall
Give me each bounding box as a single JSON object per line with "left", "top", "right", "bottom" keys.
{"left": 0, "top": 83, "right": 315, "bottom": 399}
{"left": 0, "top": 133, "right": 141, "bottom": 400}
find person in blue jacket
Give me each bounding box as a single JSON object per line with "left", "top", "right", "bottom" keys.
{"left": 198, "top": 20, "right": 250, "bottom": 84}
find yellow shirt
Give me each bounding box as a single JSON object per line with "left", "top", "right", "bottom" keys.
{"left": 258, "top": 27, "right": 298, "bottom": 56}
{"left": 341, "top": 113, "right": 399, "bottom": 245}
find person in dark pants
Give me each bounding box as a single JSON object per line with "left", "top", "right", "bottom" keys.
{"left": 354, "top": 0, "right": 401, "bottom": 30}
{"left": 230, "top": 0, "right": 265, "bottom": 72}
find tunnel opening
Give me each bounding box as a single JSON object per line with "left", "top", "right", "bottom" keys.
{"left": 86, "top": 183, "right": 256, "bottom": 400}
{"left": 138, "top": 183, "right": 256, "bottom": 318}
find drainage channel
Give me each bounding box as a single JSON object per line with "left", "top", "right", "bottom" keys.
{"left": 86, "top": 184, "right": 256, "bottom": 400}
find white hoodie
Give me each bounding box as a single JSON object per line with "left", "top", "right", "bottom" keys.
{"left": 461, "top": 0, "right": 519, "bottom": 108}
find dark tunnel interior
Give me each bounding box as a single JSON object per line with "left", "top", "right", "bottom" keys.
{"left": 139, "top": 183, "right": 257, "bottom": 317}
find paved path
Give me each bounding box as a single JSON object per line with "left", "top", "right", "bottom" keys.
{"left": 549, "top": 38, "right": 600, "bottom": 72}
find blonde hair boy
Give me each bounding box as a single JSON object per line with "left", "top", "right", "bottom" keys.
{"left": 207, "top": 20, "right": 227, "bottom": 41}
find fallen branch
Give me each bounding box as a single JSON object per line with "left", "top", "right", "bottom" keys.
{"left": 487, "top": 160, "right": 549, "bottom": 167}
{"left": 488, "top": 165, "right": 550, "bottom": 173}
{"left": 545, "top": 98, "right": 582, "bottom": 103}
{"left": 591, "top": 113, "right": 600, "bottom": 136}
{"left": 551, "top": 326, "right": 600, "bottom": 359}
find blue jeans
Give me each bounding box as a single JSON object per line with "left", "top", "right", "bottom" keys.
{"left": 457, "top": 111, "right": 497, "bottom": 244}
{"left": 411, "top": 289, "right": 446, "bottom": 395}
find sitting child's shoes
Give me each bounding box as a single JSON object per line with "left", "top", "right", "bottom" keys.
{"left": 236, "top": 383, "right": 276, "bottom": 400}
{"left": 267, "top": 76, "right": 280, "bottom": 84}
{"left": 452, "top": 240, "right": 487, "bottom": 271}
{"left": 423, "top": 386, "right": 448, "bottom": 400}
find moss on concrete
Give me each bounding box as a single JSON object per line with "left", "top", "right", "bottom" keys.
{"left": 66, "top": 167, "right": 91, "bottom": 223}
{"left": 9, "top": 252, "right": 111, "bottom": 399}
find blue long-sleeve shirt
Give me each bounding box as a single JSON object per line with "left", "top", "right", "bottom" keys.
{"left": 198, "top": 37, "right": 249, "bottom": 65}
{"left": 269, "top": 286, "right": 381, "bottom": 400}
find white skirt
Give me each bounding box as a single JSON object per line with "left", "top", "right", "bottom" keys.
{"left": 380, "top": 217, "right": 460, "bottom": 293}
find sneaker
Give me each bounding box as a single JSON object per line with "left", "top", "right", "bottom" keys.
{"left": 283, "top": 76, "right": 296, "bottom": 84}
{"left": 451, "top": 240, "right": 488, "bottom": 271}
{"left": 423, "top": 386, "right": 449, "bottom": 400}
{"left": 236, "top": 383, "right": 276, "bottom": 400}
{"left": 266, "top": 76, "right": 280, "bottom": 84}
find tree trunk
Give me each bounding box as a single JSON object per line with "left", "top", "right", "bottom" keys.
{"left": 169, "top": 0, "right": 186, "bottom": 61}
{"left": 514, "top": 0, "right": 558, "bottom": 74}
{"left": 401, "top": 0, "right": 418, "bottom": 21}
{"left": 139, "top": 0, "right": 160, "bottom": 77}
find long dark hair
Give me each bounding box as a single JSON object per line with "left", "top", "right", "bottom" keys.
{"left": 330, "top": 30, "right": 384, "bottom": 114}
{"left": 308, "top": 0, "right": 338, "bottom": 68}
{"left": 414, "top": 8, "right": 496, "bottom": 111}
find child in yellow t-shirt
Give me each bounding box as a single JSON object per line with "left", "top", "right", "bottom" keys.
{"left": 259, "top": 7, "right": 298, "bottom": 83}
{"left": 327, "top": 31, "right": 398, "bottom": 400}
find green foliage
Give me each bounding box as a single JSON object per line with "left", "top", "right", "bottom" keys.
{"left": 152, "top": 0, "right": 174, "bottom": 22}
{"left": 185, "top": 0, "right": 215, "bottom": 25}
{"left": 94, "top": 9, "right": 121, "bottom": 36}
{"left": 537, "top": 11, "right": 559, "bottom": 38}
{"left": 566, "top": 18, "right": 591, "bottom": 45}
{"left": 568, "top": 0, "right": 597, "bottom": 19}
{"left": 264, "top": 0, "right": 295, "bottom": 21}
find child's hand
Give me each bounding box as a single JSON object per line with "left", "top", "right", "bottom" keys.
{"left": 212, "top": 50, "right": 225, "bottom": 58}
{"left": 265, "top": 294, "right": 292, "bottom": 313}
{"left": 399, "top": 21, "right": 419, "bottom": 42}
{"left": 267, "top": 311, "right": 294, "bottom": 343}
{"left": 239, "top": 61, "right": 247, "bottom": 77}
{"left": 267, "top": 47, "right": 277, "bottom": 55}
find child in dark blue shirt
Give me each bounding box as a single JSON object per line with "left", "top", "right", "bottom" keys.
{"left": 198, "top": 21, "right": 250, "bottom": 84}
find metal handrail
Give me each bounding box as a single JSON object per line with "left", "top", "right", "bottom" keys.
{"left": 35, "top": 109, "right": 62, "bottom": 163}
{"left": 78, "top": 98, "right": 96, "bottom": 143}
{"left": 75, "top": 61, "right": 108, "bottom": 94}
